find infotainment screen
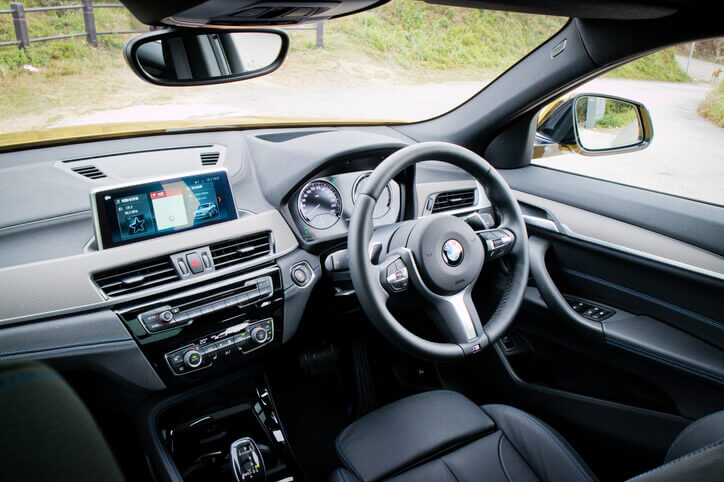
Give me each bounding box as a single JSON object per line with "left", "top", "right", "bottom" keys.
{"left": 92, "top": 170, "right": 237, "bottom": 249}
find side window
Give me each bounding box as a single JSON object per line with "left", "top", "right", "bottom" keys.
{"left": 532, "top": 40, "right": 724, "bottom": 206}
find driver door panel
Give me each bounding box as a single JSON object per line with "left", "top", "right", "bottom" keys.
{"left": 480, "top": 171, "right": 724, "bottom": 478}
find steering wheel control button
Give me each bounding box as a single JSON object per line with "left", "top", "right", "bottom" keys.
{"left": 479, "top": 229, "right": 515, "bottom": 260}
{"left": 290, "top": 261, "right": 314, "bottom": 287}
{"left": 442, "top": 239, "right": 464, "bottom": 266}
{"left": 385, "top": 259, "right": 409, "bottom": 292}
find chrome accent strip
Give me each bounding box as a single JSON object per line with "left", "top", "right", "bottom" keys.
{"left": 560, "top": 224, "right": 724, "bottom": 282}
{"left": 523, "top": 215, "right": 560, "bottom": 233}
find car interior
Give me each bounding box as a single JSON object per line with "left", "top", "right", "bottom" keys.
{"left": 0, "top": 0, "right": 722, "bottom": 481}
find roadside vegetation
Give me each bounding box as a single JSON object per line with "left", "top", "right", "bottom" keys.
{"left": 605, "top": 48, "right": 690, "bottom": 82}
{"left": 0, "top": 0, "right": 697, "bottom": 134}
{"left": 698, "top": 80, "right": 724, "bottom": 127}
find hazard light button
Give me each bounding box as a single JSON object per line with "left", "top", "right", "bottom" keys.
{"left": 186, "top": 252, "right": 204, "bottom": 274}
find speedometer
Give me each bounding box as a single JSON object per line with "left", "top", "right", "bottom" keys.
{"left": 298, "top": 180, "right": 343, "bottom": 230}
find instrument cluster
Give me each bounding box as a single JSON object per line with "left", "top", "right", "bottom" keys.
{"left": 290, "top": 171, "right": 401, "bottom": 244}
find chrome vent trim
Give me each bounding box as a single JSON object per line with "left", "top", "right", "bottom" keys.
{"left": 93, "top": 256, "right": 180, "bottom": 297}
{"left": 430, "top": 188, "right": 477, "bottom": 214}
{"left": 71, "top": 165, "right": 107, "bottom": 179}
{"left": 209, "top": 232, "right": 272, "bottom": 270}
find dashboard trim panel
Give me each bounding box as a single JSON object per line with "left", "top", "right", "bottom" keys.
{"left": 0, "top": 210, "right": 297, "bottom": 325}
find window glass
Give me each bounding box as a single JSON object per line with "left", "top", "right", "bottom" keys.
{"left": 532, "top": 41, "right": 724, "bottom": 206}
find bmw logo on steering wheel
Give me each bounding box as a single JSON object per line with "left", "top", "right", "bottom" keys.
{"left": 442, "top": 239, "right": 464, "bottom": 266}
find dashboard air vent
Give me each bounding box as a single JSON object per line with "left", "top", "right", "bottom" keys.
{"left": 431, "top": 189, "right": 477, "bottom": 214}
{"left": 210, "top": 232, "right": 272, "bottom": 269}
{"left": 71, "top": 165, "right": 107, "bottom": 179}
{"left": 93, "top": 256, "right": 180, "bottom": 297}
{"left": 200, "top": 152, "right": 220, "bottom": 166}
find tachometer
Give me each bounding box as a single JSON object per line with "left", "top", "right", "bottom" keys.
{"left": 298, "top": 180, "right": 343, "bottom": 230}
{"left": 353, "top": 173, "right": 392, "bottom": 219}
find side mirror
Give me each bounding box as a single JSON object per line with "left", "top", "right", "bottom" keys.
{"left": 535, "top": 94, "right": 653, "bottom": 157}
{"left": 125, "top": 28, "right": 289, "bottom": 86}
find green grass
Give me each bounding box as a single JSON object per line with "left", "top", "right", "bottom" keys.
{"left": 606, "top": 48, "right": 690, "bottom": 82}
{"left": 312, "top": 2, "right": 566, "bottom": 73}
{"left": 0, "top": 0, "right": 142, "bottom": 77}
{"left": 698, "top": 80, "right": 724, "bottom": 127}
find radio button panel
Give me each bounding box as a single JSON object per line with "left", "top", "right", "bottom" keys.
{"left": 137, "top": 275, "right": 274, "bottom": 334}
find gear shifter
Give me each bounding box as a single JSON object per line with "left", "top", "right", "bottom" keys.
{"left": 230, "top": 437, "right": 265, "bottom": 482}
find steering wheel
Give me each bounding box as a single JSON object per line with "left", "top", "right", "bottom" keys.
{"left": 348, "top": 142, "right": 529, "bottom": 361}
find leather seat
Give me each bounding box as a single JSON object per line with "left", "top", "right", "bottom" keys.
{"left": 329, "top": 390, "right": 724, "bottom": 482}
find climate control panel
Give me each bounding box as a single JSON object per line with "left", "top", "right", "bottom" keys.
{"left": 165, "top": 319, "right": 274, "bottom": 375}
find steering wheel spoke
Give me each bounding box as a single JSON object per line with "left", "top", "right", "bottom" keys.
{"left": 476, "top": 228, "right": 515, "bottom": 262}
{"left": 428, "top": 288, "right": 482, "bottom": 344}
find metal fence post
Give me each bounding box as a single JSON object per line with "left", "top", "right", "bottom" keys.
{"left": 316, "top": 22, "right": 323, "bottom": 48}
{"left": 686, "top": 41, "right": 695, "bottom": 76}
{"left": 10, "top": 2, "right": 30, "bottom": 49}
{"left": 82, "top": 0, "right": 98, "bottom": 47}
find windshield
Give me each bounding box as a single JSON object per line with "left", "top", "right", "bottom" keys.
{"left": 0, "top": 1, "right": 565, "bottom": 145}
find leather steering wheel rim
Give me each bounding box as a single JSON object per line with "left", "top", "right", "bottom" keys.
{"left": 348, "top": 141, "right": 529, "bottom": 362}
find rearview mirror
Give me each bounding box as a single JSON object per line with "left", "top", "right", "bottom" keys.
{"left": 125, "top": 28, "right": 289, "bottom": 86}
{"left": 535, "top": 93, "right": 653, "bottom": 158}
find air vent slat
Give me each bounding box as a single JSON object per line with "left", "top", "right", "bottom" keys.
{"left": 200, "top": 152, "right": 220, "bottom": 166}
{"left": 431, "top": 189, "right": 477, "bottom": 213}
{"left": 209, "top": 233, "right": 272, "bottom": 269}
{"left": 93, "top": 257, "right": 180, "bottom": 297}
{"left": 71, "top": 165, "right": 107, "bottom": 179}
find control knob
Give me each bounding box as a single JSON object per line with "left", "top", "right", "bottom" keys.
{"left": 183, "top": 349, "right": 203, "bottom": 368}
{"left": 159, "top": 310, "right": 173, "bottom": 322}
{"left": 251, "top": 327, "right": 268, "bottom": 344}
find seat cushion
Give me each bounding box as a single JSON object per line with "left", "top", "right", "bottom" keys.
{"left": 335, "top": 390, "right": 496, "bottom": 481}
{"left": 0, "top": 361, "right": 124, "bottom": 482}
{"left": 332, "top": 390, "right": 596, "bottom": 482}
{"left": 665, "top": 410, "right": 724, "bottom": 462}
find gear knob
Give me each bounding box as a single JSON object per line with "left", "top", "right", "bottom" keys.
{"left": 230, "top": 437, "right": 265, "bottom": 482}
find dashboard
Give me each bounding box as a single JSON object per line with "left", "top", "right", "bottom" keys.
{"left": 0, "top": 127, "right": 486, "bottom": 390}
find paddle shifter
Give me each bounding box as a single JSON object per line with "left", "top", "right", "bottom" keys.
{"left": 230, "top": 437, "right": 265, "bottom": 481}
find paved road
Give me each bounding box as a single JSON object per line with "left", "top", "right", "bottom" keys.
{"left": 675, "top": 55, "right": 723, "bottom": 82}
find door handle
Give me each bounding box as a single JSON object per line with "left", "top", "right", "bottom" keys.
{"left": 528, "top": 236, "right": 604, "bottom": 339}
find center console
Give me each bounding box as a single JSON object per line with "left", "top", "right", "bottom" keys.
{"left": 116, "top": 264, "right": 285, "bottom": 386}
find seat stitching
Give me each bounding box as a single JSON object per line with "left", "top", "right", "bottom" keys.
{"left": 627, "top": 439, "right": 724, "bottom": 481}
{"left": 666, "top": 411, "right": 723, "bottom": 461}
{"left": 606, "top": 338, "right": 724, "bottom": 384}
{"left": 335, "top": 437, "right": 365, "bottom": 481}
{"left": 485, "top": 405, "right": 596, "bottom": 481}
{"left": 0, "top": 370, "right": 57, "bottom": 389}
{"left": 496, "top": 432, "right": 514, "bottom": 482}
{"left": 439, "top": 456, "right": 460, "bottom": 482}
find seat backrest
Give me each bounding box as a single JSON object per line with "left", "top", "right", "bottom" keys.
{"left": 0, "top": 361, "right": 125, "bottom": 482}
{"left": 627, "top": 410, "right": 724, "bottom": 481}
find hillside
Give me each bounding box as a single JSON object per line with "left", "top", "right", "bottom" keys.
{"left": 0, "top": 0, "right": 693, "bottom": 136}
